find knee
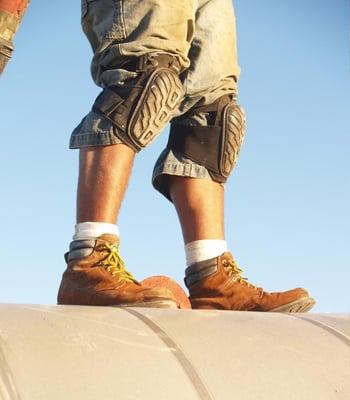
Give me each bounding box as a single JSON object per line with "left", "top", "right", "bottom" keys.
{"left": 92, "top": 54, "right": 184, "bottom": 152}
{"left": 167, "top": 95, "right": 246, "bottom": 183}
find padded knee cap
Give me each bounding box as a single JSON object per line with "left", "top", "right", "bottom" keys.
{"left": 167, "top": 95, "right": 246, "bottom": 183}
{"left": 92, "top": 54, "right": 184, "bottom": 152}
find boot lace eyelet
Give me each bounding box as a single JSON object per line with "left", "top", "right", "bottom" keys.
{"left": 225, "top": 258, "right": 262, "bottom": 293}
{"left": 100, "top": 244, "right": 137, "bottom": 284}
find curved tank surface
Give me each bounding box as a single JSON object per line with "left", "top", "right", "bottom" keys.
{"left": 0, "top": 304, "right": 349, "bottom": 399}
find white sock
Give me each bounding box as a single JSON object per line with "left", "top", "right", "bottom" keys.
{"left": 73, "top": 222, "right": 120, "bottom": 240}
{"left": 185, "top": 239, "right": 228, "bottom": 266}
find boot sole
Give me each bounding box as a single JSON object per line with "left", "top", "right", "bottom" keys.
{"left": 271, "top": 297, "right": 316, "bottom": 313}
{"left": 116, "top": 299, "right": 179, "bottom": 309}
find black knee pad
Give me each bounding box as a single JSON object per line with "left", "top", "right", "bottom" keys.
{"left": 92, "top": 54, "right": 184, "bottom": 152}
{"left": 167, "top": 95, "right": 246, "bottom": 183}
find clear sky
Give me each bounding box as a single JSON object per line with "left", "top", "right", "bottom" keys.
{"left": 0, "top": 0, "right": 349, "bottom": 312}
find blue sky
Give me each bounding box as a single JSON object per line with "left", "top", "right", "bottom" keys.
{"left": 0, "top": 0, "right": 349, "bottom": 312}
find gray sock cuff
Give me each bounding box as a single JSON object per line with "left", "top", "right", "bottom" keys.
{"left": 69, "top": 239, "right": 96, "bottom": 252}
{"left": 184, "top": 257, "right": 218, "bottom": 288}
{"left": 65, "top": 239, "right": 96, "bottom": 263}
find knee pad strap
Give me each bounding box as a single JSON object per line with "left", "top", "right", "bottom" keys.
{"left": 167, "top": 95, "right": 246, "bottom": 183}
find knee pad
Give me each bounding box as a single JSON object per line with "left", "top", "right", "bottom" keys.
{"left": 167, "top": 95, "right": 246, "bottom": 183}
{"left": 92, "top": 54, "right": 184, "bottom": 152}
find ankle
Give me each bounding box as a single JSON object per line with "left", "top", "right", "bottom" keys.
{"left": 185, "top": 239, "right": 227, "bottom": 266}
{"left": 73, "top": 222, "right": 120, "bottom": 240}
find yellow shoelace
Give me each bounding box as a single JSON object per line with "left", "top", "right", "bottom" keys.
{"left": 223, "top": 258, "right": 260, "bottom": 291}
{"left": 100, "top": 243, "right": 137, "bottom": 284}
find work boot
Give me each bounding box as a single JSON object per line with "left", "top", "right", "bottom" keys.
{"left": 57, "top": 234, "right": 178, "bottom": 308}
{"left": 185, "top": 253, "right": 315, "bottom": 312}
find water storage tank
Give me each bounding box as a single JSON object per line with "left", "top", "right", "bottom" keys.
{"left": 0, "top": 304, "right": 349, "bottom": 399}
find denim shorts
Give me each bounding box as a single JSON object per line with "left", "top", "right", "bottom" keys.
{"left": 71, "top": 0, "right": 241, "bottom": 200}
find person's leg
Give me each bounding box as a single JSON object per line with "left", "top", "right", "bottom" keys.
{"left": 77, "top": 144, "right": 135, "bottom": 224}
{"left": 170, "top": 176, "right": 316, "bottom": 312}
{"left": 58, "top": 0, "right": 196, "bottom": 307}
{"left": 73, "top": 0, "right": 195, "bottom": 226}
{"left": 153, "top": 0, "right": 241, "bottom": 258}
{"left": 170, "top": 176, "right": 230, "bottom": 269}
{"left": 153, "top": 0, "right": 315, "bottom": 312}
{"left": 169, "top": 176, "right": 225, "bottom": 244}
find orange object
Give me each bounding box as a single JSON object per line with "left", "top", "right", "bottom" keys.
{"left": 141, "top": 276, "right": 192, "bottom": 309}
{"left": 0, "top": 0, "right": 29, "bottom": 18}
{"left": 0, "top": 0, "right": 30, "bottom": 74}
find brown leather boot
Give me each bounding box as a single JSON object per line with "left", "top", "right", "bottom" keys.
{"left": 185, "top": 253, "right": 315, "bottom": 312}
{"left": 57, "top": 234, "right": 178, "bottom": 308}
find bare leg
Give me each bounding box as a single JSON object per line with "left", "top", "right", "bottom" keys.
{"left": 169, "top": 176, "right": 225, "bottom": 244}
{"left": 59, "top": 144, "right": 178, "bottom": 308}
{"left": 77, "top": 144, "right": 135, "bottom": 223}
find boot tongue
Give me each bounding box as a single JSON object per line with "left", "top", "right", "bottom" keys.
{"left": 221, "top": 253, "right": 243, "bottom": 277}
{"left": 97, "top": 234, "right": 120, "bottom": 246}
{"left": 221, "top": 252, "right": 234, "bottom": 262}
{"left": 221, "top": 252, "right": 235, "bottom": 270}
{"left": 221, "top": 254, "right": 262, "bottom": 292}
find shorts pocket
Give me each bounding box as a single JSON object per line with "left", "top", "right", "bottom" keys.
{"left": 81, "top": 0, "right": 127, "bottom": 51}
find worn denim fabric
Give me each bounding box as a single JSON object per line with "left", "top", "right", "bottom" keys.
{"left": 71, "top": 0, "right": 241, "bottom": 199}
